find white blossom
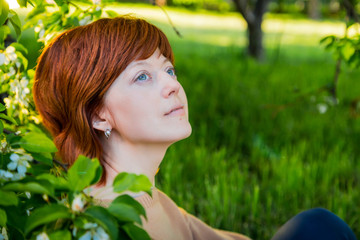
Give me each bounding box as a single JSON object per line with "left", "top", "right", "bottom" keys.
{"left": 72, "top": 194, "right": 86, "bottom": 212}
{"left": 84, "top": 223, "right": 98, "bottom": 229}
{"left": 72, "top": 227, "right": 78, "bottom": 237}
{"left": 93, "top": 227, "right": 109, "bottom": 240}
{"left": 8, "top": 152, "right": 32, "bottom": 175}
{"left": 8, "top": 67, "right": 16, "bottom": 77}
{"left": 79, "top": 16, "right": 92, "bottom": 26}
{"left": 317, "top": 103, "right": 328, "bottom": 114}
{"left": 0, "top": 227, "right": 8, "bottom": 240}
{"left": 0, "top": 170, "right": 14, "bottom": 180}
{"left": 79, "top": 231, "right": 92, "bottom": 240}
{"left": 34, "top": 20, "right": 44, "bottom": 33}
{"left": 36, "top": 232, "right": 49, "bottom": 240}
{"left": 0, "top": 53, "right": 7, "bottom": 66}
{"left": 79, "top": 224, "right": 109, "bottom": 240}
{"left": 25, "top": 192, "right": 31, "bottom": 199}
{"left": 5, "top": 75, "right": 31, "bottom": 115}
{"left": 0, "top": 140, "right": 10, "bottom": 153}
{"left": 5, "top": 46, "right": 17, "bottom": 62}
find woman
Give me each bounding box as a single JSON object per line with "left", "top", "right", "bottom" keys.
{"left": 33, "top": 16, "right": 357, "bottom": 240}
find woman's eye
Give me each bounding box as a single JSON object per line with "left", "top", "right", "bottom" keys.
{"left": 166, "top": 68, "right": 176, "bottom": 76}
{"left": 136, "top": 73, "right": 150, "bottom": 82}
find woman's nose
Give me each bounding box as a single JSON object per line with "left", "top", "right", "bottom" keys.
{"left": 160, "top": 73, "right": 181, "bottom": 98}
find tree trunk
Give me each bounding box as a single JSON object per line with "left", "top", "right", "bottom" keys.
{"left": 248, "top": 20, "right": 264, "bottom": 60}
{"left": 232, "top": 0, "right": 270, "bottom": 61}
{"left": 307, "top": 0, "right": 321, "bottom": 19}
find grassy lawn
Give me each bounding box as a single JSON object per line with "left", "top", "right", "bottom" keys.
{"left": 18, "top": 4, "right": 360, "bottom": 239}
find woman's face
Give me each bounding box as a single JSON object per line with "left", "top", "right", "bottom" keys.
{"left": 101, "top": 48, "right": 192, "bottom": 145}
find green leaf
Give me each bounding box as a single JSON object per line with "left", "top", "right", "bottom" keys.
{"left": 85, "top": 206, "right": 118, "bottom": 240}
{"left": 5, "top": 205, "right": 27, "bottom": 234}
{"left": 0, "top": 120, "right": 3, "bottom": 133}
{"left": 72, "top": 0, "right": 93, "bottom": 5}
{"left": 123, "top": 223, "right": 151, "bottom": 240}
{"left": 341, "top": 41, "right": 355, "bottom": 62}
{"left": 19, "top": 132, "right": 57, "bottom": 153}
{"left": 113, "top": 173, "right": 152, "bottom": 195}
{"left": 106, "top": 10, "right": 118, "bottom": 18}
{"left": 49, "top": 230, "right": 71, "bottom": 240}
{"left": 30, "top": 152, "right": 53, "bottom": 166}
{"left": 16, "top": 51, "right": 28, "bottom": 70}
{"left": 8, "top": 10, "right": 22, "bottom": 39}
{"left": 25, "top": 204, "right": 71, "bottom": 235}
{"left": 67, "top": 155, "right": 101, "bottom": 191}
{"left": 3, "top": 181, "right": 55, "bottom": 197}
{"left": 36, "top": 174, "right": 69, "bottom": 191}
{"left": 0, "top": 113, "right": 17, "bottom": 125}
{"left": 60, "top": 3, "right": 69, "bottom": 14}
{"left": 26, "top": 4, "right": 45, "bottom": 20}
{"left": 17, "top": 0, "right": 27, "bottom": 7}
{"left": 0, "top": 103, "right": 5, "bottom": 112}
{"left": 0, "top": 189, "right": 19, "bottom": 206}
{"left": 112, "top": 195, "right": 146, "bottom": 218}
{"left": 0, "top": 25, "right": 10, "bottom": 48}
{"left": 91, "top": 163, "right": 103, "bottom": 186}
{"left": 0, "top": 0, "right": 9, "bottom": 26}
{"left": 108, "top": 203, "right": 142, "bottom": 224}
{"left": 0, "top": 208, "right": 7, "bottom": 226}
{"left": 54, "top": 0, "right": 64, "bottom": 6}
{"left": 10, "top": 42, "right": 28, "bottom": 55}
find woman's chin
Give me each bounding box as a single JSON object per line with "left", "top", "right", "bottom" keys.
{"left": 172, "top": 123, "right": 192, "bottom": 143}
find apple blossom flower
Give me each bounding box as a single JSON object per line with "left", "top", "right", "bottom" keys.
{"left": 79, "top": 223, "right": 109, "bottom": 240}
{"left": 72, "top": 194, "right": 86, "bottom": 212}
{"left": 36, "top": 232, "right": 49, "bottom": 240}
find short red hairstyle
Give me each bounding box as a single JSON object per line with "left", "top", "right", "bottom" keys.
{"left": 33, "top": 16, "right": 174, "bottom": 184}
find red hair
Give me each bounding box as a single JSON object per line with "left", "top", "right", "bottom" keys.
{"left": 33, "top": 16, "right": 174, "bottom": 184}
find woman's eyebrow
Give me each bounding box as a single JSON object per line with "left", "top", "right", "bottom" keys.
{"left": 130, "top": 58, "right": 171, "bottom": 68}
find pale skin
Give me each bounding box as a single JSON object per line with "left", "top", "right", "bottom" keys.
{"left": 91, "top": 49, "right": 192, "bottom": 197}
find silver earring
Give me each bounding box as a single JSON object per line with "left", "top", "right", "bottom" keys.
{"left": 104, "top": 129, "right": 111, "bottom": 139}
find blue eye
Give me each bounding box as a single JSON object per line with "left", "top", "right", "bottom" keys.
{"left": 136, "top": 73, "right": 150, "bottom": 82}
{"left": 167, "top": 68, "right": 176, "bottom": 76}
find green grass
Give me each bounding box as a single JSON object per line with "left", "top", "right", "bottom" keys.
{"left": 18, "top": 4, "right": 360, "bottom": 239}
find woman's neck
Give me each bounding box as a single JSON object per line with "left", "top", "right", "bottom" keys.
{"left": 101, "top": 138, "right": 170, "bottom": 187}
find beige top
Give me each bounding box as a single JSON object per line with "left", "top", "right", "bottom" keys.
{"left": 95, "top": 188, "right": 251, "bottom": 240}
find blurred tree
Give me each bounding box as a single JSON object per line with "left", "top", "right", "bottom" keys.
{"left": 232, "top": 0, "right": 270, "bottom": 60}
{"left": 307, "top": 0, "right": 321, "bottom": 19}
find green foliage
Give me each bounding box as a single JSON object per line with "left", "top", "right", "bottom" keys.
{"left": 0, "top": 1, "right": 152, "bottom": 239}
{"left": 0, "top": 0, "right": 9, "bottom": 26}
{"left": 321, "top": 23, "right": 360, "bottom": 69}
{"left": 169, "top": 0, "right": 232, "bottom": 12}
{"left": 24, "top": 205, "right": 72, "bottom": 235}
{"left": 67, "top": 155, "right": 102, "bottom": 192}
{"left": 113, "top": 172, "right": 152, "bottom": 195}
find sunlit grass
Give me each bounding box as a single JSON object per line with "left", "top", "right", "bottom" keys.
{"left": 107, "top": 3, "right": 347, "bottom": 48}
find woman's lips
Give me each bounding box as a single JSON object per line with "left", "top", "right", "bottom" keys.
{"left": 165, "top": 105, "right": 185, "bottom": 116}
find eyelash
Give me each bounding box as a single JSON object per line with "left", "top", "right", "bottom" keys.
{"left": 133, "top": 67, "right": 177, "bottom": 83}
{"left": 135, "top": 71, "right": 151, "bottom": 82}
{"left": 166, "top": 68, "right": 176, "bottom": 77}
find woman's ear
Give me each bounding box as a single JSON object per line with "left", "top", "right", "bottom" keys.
{"left": 92, "top": 109, "right": 111, "bottom": 132}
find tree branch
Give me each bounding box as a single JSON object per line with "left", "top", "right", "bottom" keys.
{"left": 232, "top": 0, "right": 255, "bottom": 24}
{"left": 342, "top": 0, "right": 360, "bottom": 23}
{"left": 150, "top": 0, "right": 182, "bottom": 38}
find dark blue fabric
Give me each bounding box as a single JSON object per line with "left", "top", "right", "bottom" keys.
{"left": 271, "top": 208, "right": 358, "bottom": 240}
